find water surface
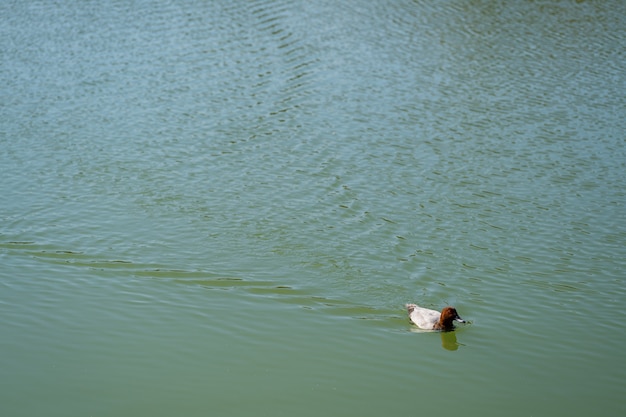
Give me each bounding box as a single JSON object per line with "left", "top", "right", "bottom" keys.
{"left": 1, "top": 1, "right": 625, "bottom": 416}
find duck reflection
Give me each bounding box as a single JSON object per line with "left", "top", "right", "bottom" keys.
{"left": 408, "top": 327, "right": 466, "bottom": 351}
{"left": 440, "top": 330, "right": 462, "bottom": 351}
{"left": 407, "top": 327, "right": 465, "bottom": 350}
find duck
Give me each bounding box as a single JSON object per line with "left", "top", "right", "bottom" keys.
{"left": 405, "top": 303, "right": 465, "bottom": 331}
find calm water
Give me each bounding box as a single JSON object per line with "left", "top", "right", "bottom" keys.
{"left": 2, "top": 0, "right": 625, "bottom": 415}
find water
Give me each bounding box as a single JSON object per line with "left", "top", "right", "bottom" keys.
{"left": 1, "top": 0, "right": 625, "bottom": 415}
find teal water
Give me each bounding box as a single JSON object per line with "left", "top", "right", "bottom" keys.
{"left": 2, "top": 0, "right": 625, "bottom": 416}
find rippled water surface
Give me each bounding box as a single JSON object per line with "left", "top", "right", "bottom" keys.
{"left": 2, "top": 1, "right": 625, "bottom": 416}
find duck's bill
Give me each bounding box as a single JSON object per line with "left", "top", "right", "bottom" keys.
{"left": 455, "top": 317, "right": 466, "bottom": 323}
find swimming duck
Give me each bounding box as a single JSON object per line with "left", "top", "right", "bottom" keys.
{"left": 406, "top": 303, "right": 465, "bottom": 331}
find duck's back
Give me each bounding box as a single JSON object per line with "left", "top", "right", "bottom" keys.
{"left": 406, "top": 304, "right": 440, "bottom": 329}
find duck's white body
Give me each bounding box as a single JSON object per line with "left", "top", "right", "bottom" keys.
{"left": 406, "top": 303, "right": 465, "bottom": 331}
{"left": 406, "top": 304, "right": 442, "bottom": 329}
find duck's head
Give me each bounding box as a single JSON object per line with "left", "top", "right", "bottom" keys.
{"left": 435, "top": 306, "right": 465, "bottom": 331}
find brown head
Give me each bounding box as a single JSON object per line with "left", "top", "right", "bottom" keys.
{"left": 433, "top": 306, "right": 465, "bottom": 331}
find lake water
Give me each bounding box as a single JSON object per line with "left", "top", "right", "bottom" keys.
{"left": 1, "top": 0, "right": 625, "bottom": 416}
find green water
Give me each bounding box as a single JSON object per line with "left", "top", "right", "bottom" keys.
{"left": 2, "top": 0, "right": 625, "bottom": 416}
